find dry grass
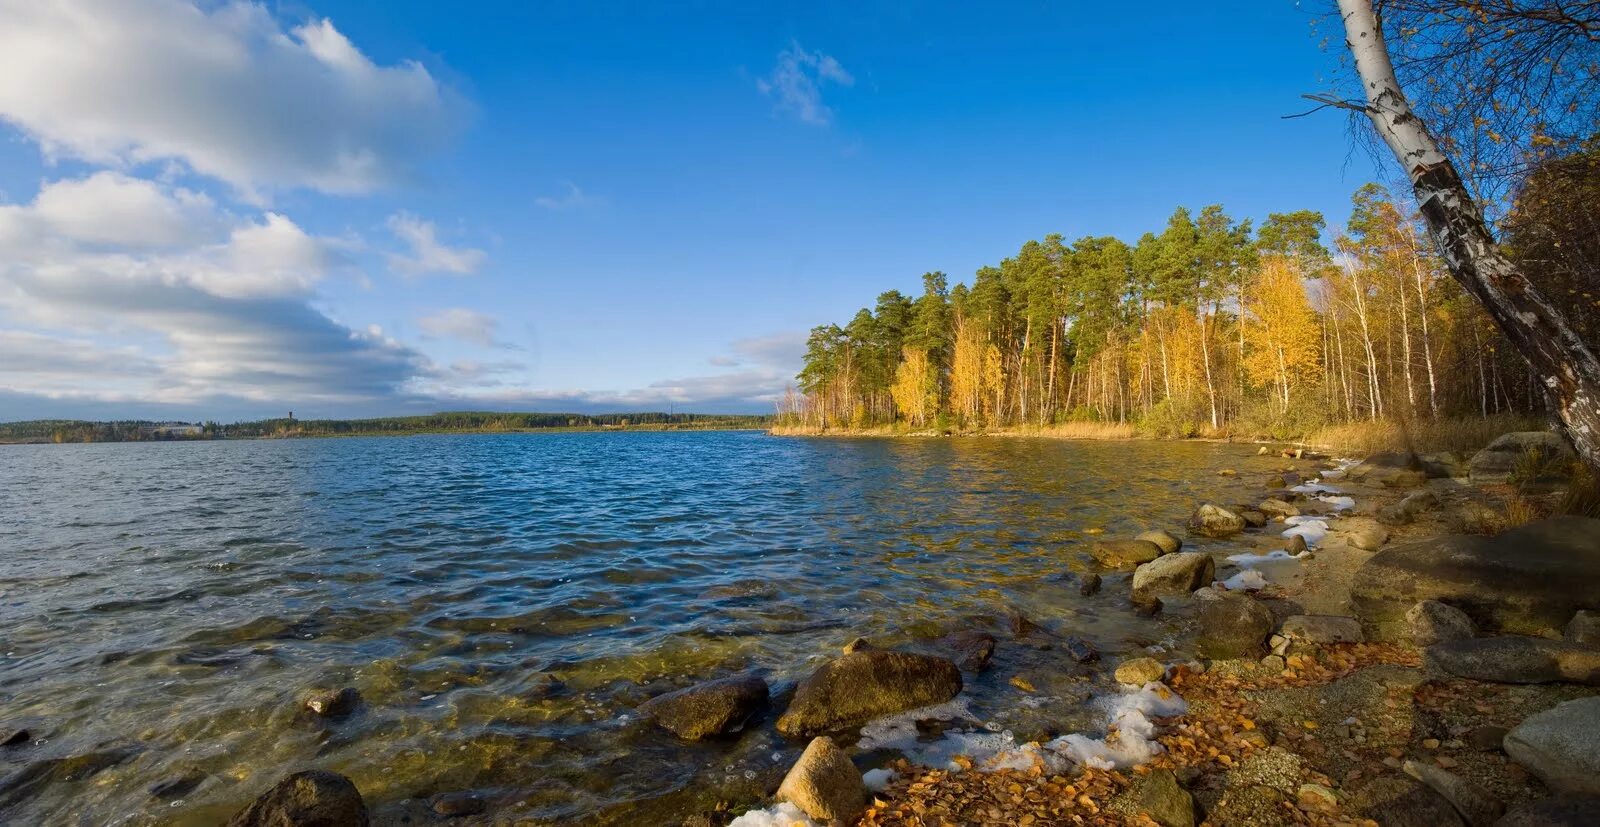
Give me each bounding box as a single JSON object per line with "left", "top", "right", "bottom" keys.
{"left": 1305, "top": 414, "right": 1544, "bottom": 456}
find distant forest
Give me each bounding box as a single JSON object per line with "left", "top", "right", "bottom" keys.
{"left": 785, "top": 166, "right": 1600, "bottom": 438}
{"left": 0, "top": 412, "right": 772, "bottom": 444}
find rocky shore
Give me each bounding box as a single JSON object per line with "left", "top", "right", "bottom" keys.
{"left": 8, "top": 433, "right": 1594, "bottom": 826}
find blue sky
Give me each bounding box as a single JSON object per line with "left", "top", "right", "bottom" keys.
{"left": 0, "top": 0, "right": 1384, "bottom": 420}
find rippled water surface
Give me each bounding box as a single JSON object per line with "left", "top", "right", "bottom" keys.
{"left": 0, "top": 432, "right": 1258, "bottom": 824}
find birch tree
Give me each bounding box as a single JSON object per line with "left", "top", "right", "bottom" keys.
{"left": 1327, "top": 0, "right": 1600, "bottom": 470}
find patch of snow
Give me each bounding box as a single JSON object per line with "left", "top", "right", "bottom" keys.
{"left": 862, "top": 767, "right": 898, "bottom": 791}
{"left": 1292, "top": 482, "right": 1344, "bottom": 495}
{"left": 1317, "top": 495, "right": 1356, "bottom": 512}
{"left": 1226, "top": 550, "right": 1307, "bottom": 566}
{"left": 856, "top": 698, "right": 977, "bottom": 754}
{"left": 728, "top": 802, "right": 817, "bottom": 827}
{"left": 1282, "top": 515, "right": 1329, "bottom": 547}
{"left": 1220, "top": 569, "right": 1269, "bottom": 590}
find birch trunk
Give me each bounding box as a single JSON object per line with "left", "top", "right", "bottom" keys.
{"left": 1338, "top": 0, "right": 1600, "bottom": 470}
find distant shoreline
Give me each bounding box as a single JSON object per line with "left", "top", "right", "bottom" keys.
{"left": 0, "top": 415, "right": 773, "bottom": 445}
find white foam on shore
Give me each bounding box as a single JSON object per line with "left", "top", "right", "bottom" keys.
{"left": 862, "top": 767, "right": 898, "bottom": 791}
{"left": 1220, "top": 569, "right": 1269, "bottom": 590}
{"left": 1317, "top": 494, "right": 1356, "bottom": 512}
{"left": 1226, "top": 550, "right": 1306, "bottom": 566}
{"left": 1282, "top": 515, "right": 1329, "bottom": 547}
{"left": 1042, "top": 682, "right": 1188, "bottom": 770}
{"left": 855, "top": 697, "right": 978, "bottom": 754}
{"left": 727, "top": 802, "right": 816, "bottom": 827}
{"left": 1291, "top": 481, "right": 1344, "bottom": 495}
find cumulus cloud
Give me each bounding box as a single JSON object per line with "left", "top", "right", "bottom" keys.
{"left": 757, "top": 42, "right": 854, "bottom": 125}
{"left": 417, "top": 307, "right": 514, "bottom": 348}
{"left": 0, "top": 174, "right": 423, "bottom": 409}
{"left": 386, "top": 213, "right": 486, "bottom": 277}
{"left": 0, "top": 0, "right": 466, "bottom": 196}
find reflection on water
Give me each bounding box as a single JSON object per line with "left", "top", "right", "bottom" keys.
{"left": 0, "top": 432, "right": 1254, "bottom": 824}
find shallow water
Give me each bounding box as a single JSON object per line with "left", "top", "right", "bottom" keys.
{"left": 0, "top": 432, "right": 1260, "bottom": 824}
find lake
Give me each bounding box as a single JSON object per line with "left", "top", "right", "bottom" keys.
{"left": 0, "top": 431, "right": 1259, "bottom": 824}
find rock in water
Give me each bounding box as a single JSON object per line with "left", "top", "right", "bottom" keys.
{"left": 1131, "top": 552, "right": 1215, "bottom": 596}
{"left": 1496, "top": 795, "right": 1600, "bottom": 826}
{"left": 1114, "top": 657, "right": 1166, "bottom": 686}
{"left": 302, "top": 687, "right": 361, "bottom": 718}
{"left": 1197, "top": 593, "right": 1275, "bottom": 659}
{"left": 1567, "top": 610, "right": 1600, "bottom": 646}
{"left": 1131, "top": 593, "right": 1164, "bottom": 617}
{"left": 776, "top": 736, "right": 867, "bottom": 824}
{"left": 1137, "top": 768, "right": 1195, "bottom": 827}
{"left": 1425, "top": 637, "right": 1600, "bottom": 685}
{"left": 1136, "top": 529, "right": 1183, "bottom": 555}
{"left": 1077, "top": 571, "right": 1103, "bottom": 597}
{"left": 938, "top": 630, "right": 996, "bottom": 673}
{"left": 227, "top": 770, "right": 369, "bottom": 827}
{"left": 1469, "top": 431, "right": 1575, "bottom": 485}
{"left": 1504, "top": 698, "right": 1600, "bottom": 796}
{"left": 1279, "top": 615, "right": 1364, "bottom": 644}
{"left": 775, "top": 651, "right": 961, "bottom": 737}
{"left": 1350, "top": 517, "right": 1600, "bottom": 639}
{"left": 1258, "top": 498, "right": 1299, "bottom": 519}
{"left": 1090, "top": 539, "right": 1163, "bottom": 568}
{"left": 1189, "top": 504, "right": 1247, "bottom": 538}
{"left": 1063, "top": 636, "right": 1099, "bottom": 663}
{"left": 431, "top": 792, "right": 487, "bottom": 817}
{"left": 637, "top": 675, "right": 769, "bottom": 740}
{"left": 1406, "top": 601, "right": 1476, "bottom": 647}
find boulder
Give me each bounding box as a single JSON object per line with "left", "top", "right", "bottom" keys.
{"left": 1137, "top": 768, "right": 1195, "bottom": 827}
{"left": 1279, "top": 615, "right": 1364, "bottom": 645}
{"left": 1348, "top": 451, "right": 1442, "bottom": 487}
{"left": 1470, "top": 432, "right": 1575, "bottom": 485}
{"left": 1504, "top": 698, "right": 1600, "bottom": 796}
{"left": 1566, "top": 611, "right": 1600, "bottom": 646}
{"left": 1189, "top": 504, "right": 1247, "bottom": 538}
{"left": 1131, "top": 552, "right": 1215, "bottom": 596}
{"left": 1114, "top": 657, "right": 1166, "bottom": 686}
{"left": 775, "top": 651, "right": 962, "bottom": 737}
{"left": 776, "top": 736, "right": 868, "bottom": 824}
{"left": 227, "top": 770, "right": 369, "bottom": 827}
{"left": 1136, "top": 529, "right": 1183, "bottom": 555}
{"left": 1239, "top": 509, "right": 1268, "bottom": 528}
{"left": 1197, "top": 593, "right": 1275, "bottom": 659}
{"left": 938, "top": 631, "right": 996, "bottom": 673}
{"left": 1091, "top": 539, "right": 1163, "bottom": 568}
{"left": 1496, "top": 796, "right": 1600, "bottom": 826}
{"left": 1406, "top": 601, "right": 1476, "bottom": 647}
{"left": 1284, "top": 534, "right": 1309, "bottom": 555}
{"left": 1258, "top": 498, "right": 1299, "bottom": 519}
{"left": 1425, "top": 637, "right": 1600, "bottom": 685}
{"left": 638, "top": 675, "right": 769, "bottom": 740}
{"left": 1341, "top": 519, "right": 1390, "bottom": 552}
{"left": 1350, "top": 517, "right": 1600, "bottom": 639}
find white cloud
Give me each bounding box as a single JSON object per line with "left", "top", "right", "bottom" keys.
{"left": 417, "top": 307, "right": 513, "bottom": 348}
{"left": 0, "top": 0, "right": 466, "bottom": 197}
{"left": 757, "top": 42, "right": 854, "bottom": 126}
{"left": 386, "top": 213, "right": 485, "bottom": 277}
{"left": 535, "top": 182, "right": 605, "bottom": 211}
{"left": 0, "top": 174, "right": 422, "bottom": 408}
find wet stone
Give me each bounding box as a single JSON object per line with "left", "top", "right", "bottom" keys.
{"left": 0, "top": 728, "right": 30, "bottom": 747}
{"left": 226, "top": 770, "right": 369, "bottom": 827}
{"left": 1063, "top": 636, "right": 1099, "bottom": 663}
{"left": 303, "top": 686, "right": 361, "bottom": 718}
{"left": 938, "top": 630, "right": 996, "bottom": 673}
{"left": 1077, "top": 571, "right": 1103, "bottom": 597}
{"left": 1138, "top": 768, "right": 1195, "bottom": 827}
{"left": 1136, "top": 529, "right": 1183, "bottom": 555}
{"left": 637, "top": 674, "right": 769, "bottom": 740}
{"left": 432, "top": 791, "right": 487, "bottom": 817}
{"left": 149, "top": 768, "right": 207, "bottom": 800}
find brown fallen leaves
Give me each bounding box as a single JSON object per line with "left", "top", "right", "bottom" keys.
{"left": 856, "top": 644, "right": 1419, "bottom": 826}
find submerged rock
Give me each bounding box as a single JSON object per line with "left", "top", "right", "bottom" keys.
{"left": 1350, "top": 517, "right": 1600, "bottom": 639}
{"left": 303, "top": 687, "right": 361, "bottom": 718}
{"left": 1076, "top": 572, "right": 1103, "bottom": 597}
{"left": 775, "top": 651, "right": 961, "bottom": 737}
{"left": 1197, "top": 593, "right": 1274, "bottom": 659}
{"left": 1504, "top": 697, "right": 1600, "bottom": 796}
{"left": 0, "top": 727, "right": 30, "bottom": 747}
{"left": 1136, "top": 529, "right": 1183, "bottom": 555}
{"left": 1406, "top": 600, "right": 1476, "bottom": 647}
{"left": 1189, "top": 504, "right": 1246, "bottom": 538}
{"left": 148, "top": 768, "right": 208, "bottom": 800}
{"left": 938, "top": 630, "right": 996, "bottom": 673}
{"left": 1090, "top": 539, "right": 1163, "bottom": 568}
{"left": 776, "top": 736, "right": 867, "bottom": 824}
{"left": 1131, "top": 593, "right": 1164, "bottom": 617}
{"left": 1425, "top": 637, "right": 1600, "bottom": 685}
{"left": 1469, "top": 431, "right": 1575, "bottom": 485}
{"left": 0, "top": 748, "right": 140, "bottom": 810}
{"left": 637, "top": 674, "right": 769, "bottom": 740}
{"left": 432, "top": 791, "right": 487, "bottom": 817}
{"left": 1062, "top": 636, "right": 1099, "bottom": 663}
{"left": 1131, "top": 552, "right": 1214, "bottom": 596}
{"left": 226, "top": 770, "right": 369, "bottom": 827}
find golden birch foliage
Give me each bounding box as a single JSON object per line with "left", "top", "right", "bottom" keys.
{"left": 982, "top": 342, "right": 1004, "bottom": 422}
{"left": 890, "top": 347, "right": 936, "bottom": 426}
{"left": 1245, "top": 257, "right": 1323, "bottom": 406}
{"left": 949, "top": 320, "right": 985, "bottom": 425}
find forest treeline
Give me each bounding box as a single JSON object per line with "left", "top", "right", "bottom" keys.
{"left": 784, "top": 156, "right": 1600, "bottom": 439}
{"left": 0, "top": 412, "right": 771, "bottom": 444}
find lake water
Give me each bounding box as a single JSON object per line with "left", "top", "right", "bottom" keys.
{"left": 0, "top": 431, "right": 1259, "bottom": 824}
